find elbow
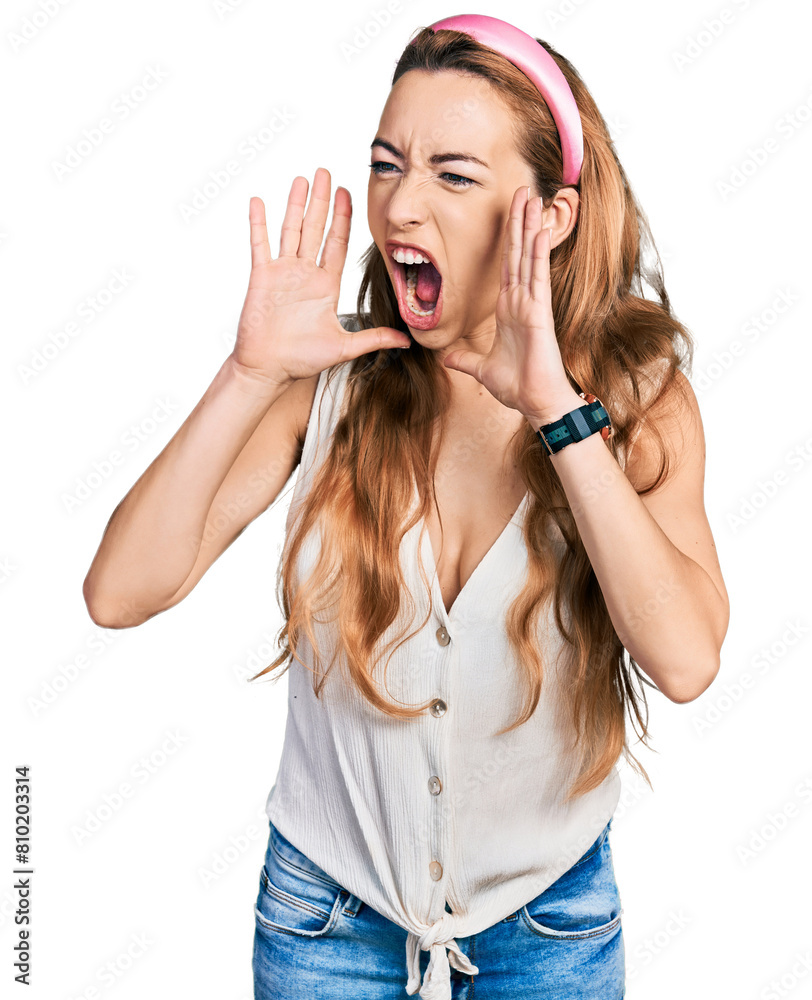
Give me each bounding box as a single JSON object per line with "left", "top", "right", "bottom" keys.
{"left": 658, "top": 574, "right": 730, "bottom": 703}
{"left": 83, "top": 595, "right": 127, "bottom": 631}
{"left": 82, "top": 576, "right": 150, "bottom": 630}
{"left": 661, "top": 651, "right": 721, "bottom": 704}
{"left": 85, "top": 606, "right": 131, "bottom": 630}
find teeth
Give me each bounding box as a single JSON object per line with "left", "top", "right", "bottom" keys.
{"left": 391, "top": 247, "right": 432, "bottom": 265}
{"left": 404, "top": 263, "right": 435, "bottom": 316}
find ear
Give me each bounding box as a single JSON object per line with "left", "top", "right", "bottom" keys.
{"left": 543, "top": 188, "right": 579, "bottom": 248}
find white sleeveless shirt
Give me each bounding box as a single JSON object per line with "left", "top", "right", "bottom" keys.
{"left": 265, "top": 315, "right": 643, "bottom": 999}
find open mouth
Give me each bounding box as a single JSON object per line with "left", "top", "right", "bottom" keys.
{"left": 389, "top": 251, "right": 444, "bottom": 331}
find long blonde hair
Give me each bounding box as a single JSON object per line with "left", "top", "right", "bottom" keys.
{"left": 250, "top": 27, "right": 695, "bottom": 802}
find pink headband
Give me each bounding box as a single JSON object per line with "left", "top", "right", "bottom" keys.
{"left": 412, "top": 13, "right": 583, "bottom": 186}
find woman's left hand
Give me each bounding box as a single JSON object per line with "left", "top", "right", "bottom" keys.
{"left": 442, "top": 185, "right": 582, "bottom": 423}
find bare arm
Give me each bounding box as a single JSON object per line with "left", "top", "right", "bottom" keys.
{"left": 82, "top": 362, "right": 316, "bottom": 628}
{"left": 523, "top": 372, "right": 730, "bottom": 703}
{"left": 83, "top": 168, "right": 410, "bottom": 629}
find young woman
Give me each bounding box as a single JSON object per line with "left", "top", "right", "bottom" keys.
{"left": 84, "top": 14, "right": 730, "bottom": 1000}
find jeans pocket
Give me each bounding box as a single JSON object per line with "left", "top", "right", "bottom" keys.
{"left": 521, "top": 823, "right": 622, "bottom": 939}
{"left": 254, "top": 823, "right": 347, "bottom": 938}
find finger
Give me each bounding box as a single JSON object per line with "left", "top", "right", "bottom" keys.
{"left": 298, "top": 166, "right": 332, "bottom": 260}
{"left": 521, "top": 196, "right": 542, "bottom": 288}
{"left": 340, "top": 325, "right": 411, "bottom": 361}
{"left": 249, "top": 196, "right": 272, "bottom": 269}
{"left": 500, "top": 198, "right": 513, "bottom": 290}
{"left": 443, "top": 348, "right": 481, "bottom": 381}
{"left": 500, "top": 215, "right": 510, "bottom": 290}
{"left": 319, "top": 187, "right": 352, "bottom": 276}
{"left": 278, "top": 176, "right": 308, "bottom": 257}
{"left": 530, "top": 227, "right": 553, "bottom": 303}
{"left": 506, "top": 186, "right": 529, "bottom": 287}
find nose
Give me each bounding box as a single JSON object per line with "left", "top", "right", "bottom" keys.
{"left": 381, "top": 173, "right": 430, "bottom": 230}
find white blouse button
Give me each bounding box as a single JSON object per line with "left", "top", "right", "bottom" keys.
{"left": 428, "top": 775, "right": 442, "bottom": 795}
{"left": 429, "top": 860, "right": 444, "bottom": 881}
{"left": 435, "top": 626, "right": 450, "bottom": 646}
{"left": 429, "top": 699, "right": 447, "bottom": 717}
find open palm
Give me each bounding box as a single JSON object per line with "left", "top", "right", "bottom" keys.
{"left": 234, "top": 168, "right": 410, "bottom": 386}
{"left": 443, "top": 186, "right": 577, "bottom": 420}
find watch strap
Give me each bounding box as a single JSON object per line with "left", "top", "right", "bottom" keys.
{"left": 536, "top": 394, "right": 612, "bottom": 456}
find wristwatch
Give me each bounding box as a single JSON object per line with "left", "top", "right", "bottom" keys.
{"left": 536, "top": 392, "right": 612, "bottom": 456}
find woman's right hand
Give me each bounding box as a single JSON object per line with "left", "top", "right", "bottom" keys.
{"left": 232, "top": 167, "right": 411, "bottom": 387}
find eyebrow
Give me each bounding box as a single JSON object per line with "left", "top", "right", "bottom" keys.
{"left": 370, "top": 137, "right": 490, "bottom": 170}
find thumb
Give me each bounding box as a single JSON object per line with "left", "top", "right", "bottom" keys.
{"left": 350, "top": 326, "right": 412, "bottom": 356}
{"left": 443, "top": 350, "right": 482, "bottom": 380}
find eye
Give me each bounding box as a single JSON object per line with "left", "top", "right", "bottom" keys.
{"left": 440, "top": 172, "right": 474, "bottom": 188}
{"left": 368, "top": 162, "right": 475, "bottom": 188}
{"left": 369, "top": 161, "right": 399, "bottom": 177}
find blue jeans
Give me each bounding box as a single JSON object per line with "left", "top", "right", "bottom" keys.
{"left": 252, "top": 817, "right": 624, "bottom": 999}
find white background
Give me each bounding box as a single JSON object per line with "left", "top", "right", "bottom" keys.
{"left": 3, "top": 0, "right": 811, "bottom": 997}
